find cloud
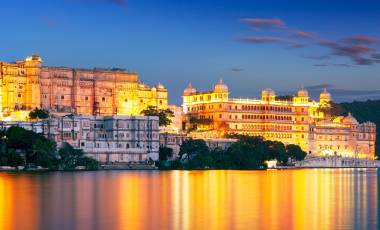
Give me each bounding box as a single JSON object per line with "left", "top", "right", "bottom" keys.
{"left": 238, "top": 17, "right": 379, "bottom": 66}
{"left": 372, "top": 53, "right": 380, "bottom": 60}
{"left": 313, "top": 63, "right": 329, "bottom": 67}
{"left": 305, "top": 55, "right": 330, "bottom": 60}
{"left": 343, "top": 35, "right": 377, "bottom": 45}
{"left": 231, "top": 68, "right": 244, "bottom": 72}
{"left": 333, "top": 45, "right": 373, "bottom": 57}
{"left": 353, "top": 57, "right": 374, "bottom": 65}
{"left": 313, "top": 63, "right": 351, "bottom": 67}
{"left": 240, "top": 36, "right": 304, "bottom": 48}
{"left": 306, "top": 84, "right": 335, "bottom": 90}
{"left": 293, "top": 31, "right": 315, "bottom": 39}
{"left": 240, "top": 18, "right": 286, "bottom": 30}
{"left": 319, "top": 40, "right": 376, "bottom": 65}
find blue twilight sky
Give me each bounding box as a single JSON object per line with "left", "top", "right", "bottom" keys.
{"left": 1, "top": 0, "right": 380, "bottom": 104}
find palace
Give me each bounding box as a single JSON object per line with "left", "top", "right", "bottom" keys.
{"left": 0, "top": 115, "right": 160, "bottom": 162}
{"left": 0, "top": 55, "right": 167, "bottom": 119}
{"left": 182, "top": 80, "right": 376, "bottom": 159}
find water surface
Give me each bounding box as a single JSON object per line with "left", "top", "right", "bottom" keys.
{"left": 0, "top": 169, "right": 378, "bottom": 230}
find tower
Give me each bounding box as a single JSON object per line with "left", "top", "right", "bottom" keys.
{"left": 24, "top": 54, "right": 42, "bottom": 110}
{"left": 319, "top": 88, "right": 331, "bottom": 106}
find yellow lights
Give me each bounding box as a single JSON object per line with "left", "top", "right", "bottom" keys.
{"left": 183, "top": 81, "right": 376, "bottom": 159}
{"left": 0, "top": 55, "right": 168, "bottom": 119}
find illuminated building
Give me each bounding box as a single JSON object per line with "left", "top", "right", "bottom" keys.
{"left": 182, "top": 80, "right": 376, "bottom": 159}
{"left": 0, "top": 55, "right": 167, "bottom": 119}
{"left": 0, "top": 115, "right": 160, "bottom": 162}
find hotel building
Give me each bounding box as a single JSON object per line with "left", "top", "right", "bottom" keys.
{"left": 182, "top": 80, "right": 376, "bottom": 159}
{"left": 0, "top": 55, "right": 167, "bottom": 119}
{"left": 0, "top": 115, "right": 160, "bottom": 163}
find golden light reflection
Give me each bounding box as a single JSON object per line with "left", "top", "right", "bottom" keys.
{"left": 0, "top": 170, "right": 377, "bottom": 230}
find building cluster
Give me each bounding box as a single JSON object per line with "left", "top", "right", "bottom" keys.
{"left": 182, "top": 80, "right": 376, "bottom": 159}
{"left": 0, "top": 55, "right": 167, "bottom": 119}
{"left": 0, "top": 55, "right": 376, "bottom": 163}
{"left": 1, "top": 115, "right": 160, "bottom": 162}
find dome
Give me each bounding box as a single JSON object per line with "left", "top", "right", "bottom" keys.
{"left": 183, "top": 83, "right": 197, "bottom": 95}
{"left": 261, "top": 88, "right": 275, "bottom": 97}
{"left": 156, "top": 83, "right": 166, "bottom": 90}
{"left": 138, "top": 82, "right": 148, "bottom": 89}
{"left": 25, "top": 54, "right": 42, "bottom": 62}
{"left": 320, "top": 88, "right": 331, "bottom": 100}
{"left": 297, "top": 86, "right": 309, "bottom": 97}
{"left": 343, "top": 113, "right": 358, "bottom": 125}
{"left": 213, "top": 79, "right": 228, "bottom": 93}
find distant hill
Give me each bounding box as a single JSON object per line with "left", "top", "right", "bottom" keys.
{"left": 331, "top": 100, "right": 380, "bottom": 157}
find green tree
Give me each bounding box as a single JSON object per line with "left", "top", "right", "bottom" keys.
{"left": 286, "top": 144, "right": 307, "bottom": 161}
{"left": 29, "top": 108, "right": 49, "bottom": 119}
{"left": 32, "top": 138, "right": 57, "bottom": 168}
{"left": 141, "top": 106, "right": 174, "bottom": 127}
{"left": 159, "top": 146, "right": 174, "bottom": 161}
{"left": 179, "top": 139, "right": 210, "bottom": 162}
{"left": 6, "top": 149, "right": 24, "bottom": 167}
{"left": 58, "top": 142, "right": 100, "bottom": 170}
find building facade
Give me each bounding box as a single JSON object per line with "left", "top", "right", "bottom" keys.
{"left": 182, "top": 80, "right": 376, "bottom": 159}
{"left": 0, "top": 55, "right": 167, "bottom": 118}
{"left": 0, "top": 115, "right": 160, "bottom": 163}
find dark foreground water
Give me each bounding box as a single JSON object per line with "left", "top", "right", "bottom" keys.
{"left": 0, "top": 169, "right": 378, "bottom": 230}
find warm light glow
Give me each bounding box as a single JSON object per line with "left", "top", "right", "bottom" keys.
{"left": 183, "top": 82, "right": 376, "bottom": 159}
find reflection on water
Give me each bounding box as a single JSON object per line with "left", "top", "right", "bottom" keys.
{"left": 0, "top": 169, "right": 378, "bottom": 230}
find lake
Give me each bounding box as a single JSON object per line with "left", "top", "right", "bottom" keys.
{"left": 0, "top": 169, "right": 378, "bottom": 230}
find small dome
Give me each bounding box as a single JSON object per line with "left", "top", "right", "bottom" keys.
{"left": 262, "top": 88, "right": 275, "bottom": 97}
{"left": 25, "top": 54, "right": 42, "bottom": 62}
{"left": 183, "top": 83, "right": 196, "bottom": 95}
{"left": 156, "top": 83, "right": 166, "bottom": 90}
{"left": 343, "top": 113, "right": 358, "bottom": 125}
{"left": 138, "top": 82, "right": 148, "bottom": 89}
{"left": 213, "top": 79, "right": 228, "bottom": 93}
{"left": 320, "top": 88, "right": 331, "bottom": 100}
{"left": 297, "top": 86, "right": 309, "bottom": 97}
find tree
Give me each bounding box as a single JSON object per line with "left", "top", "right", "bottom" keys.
{"left": 141, "top": 106, "right": 174, "bottom": 127}
{"left": 159, "top": 146, "right": 174, "bottom": 161}
{"left": 58, "top": 142, "right": 100, "bottom": 170}
{"left": 286, "top": 144, "right": 307, "bottom": 161}
{"left": 32, "top": 138, "right": 57, "bottom": 168}
{"left": 4, "top": 126, "right": 58, "bottom": 169}
{"left": 29, "top": 108, "right": 49, "bottom": 119}
{"left": 179, "top": 139, "right": 209, "bottom": 162}
{"left": 6, "top": 149, "right": 24, "bottom": 167}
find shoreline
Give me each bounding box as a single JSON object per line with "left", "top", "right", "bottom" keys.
{"left": 0, "top": 166, "right": 379, "bottom": 172}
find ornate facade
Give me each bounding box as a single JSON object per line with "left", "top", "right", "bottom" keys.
{"left": 0, "top": 55, "right": 167, "bottom": 118}
{"left": 182, "top": 80, "right": 376, "bottom": 159}
{"left": 0, "top": 115, "right": 160, "bottom": 162}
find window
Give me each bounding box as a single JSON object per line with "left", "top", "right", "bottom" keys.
{"left": 102, "top": 97, "right": 106, "bottom": 102}
{"left": 85, "top": 96, "right": 88, "bottom": 100}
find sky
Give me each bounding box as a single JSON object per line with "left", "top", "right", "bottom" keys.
{"left": 1, "top": 0, "right": 380, "bottom": 104}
